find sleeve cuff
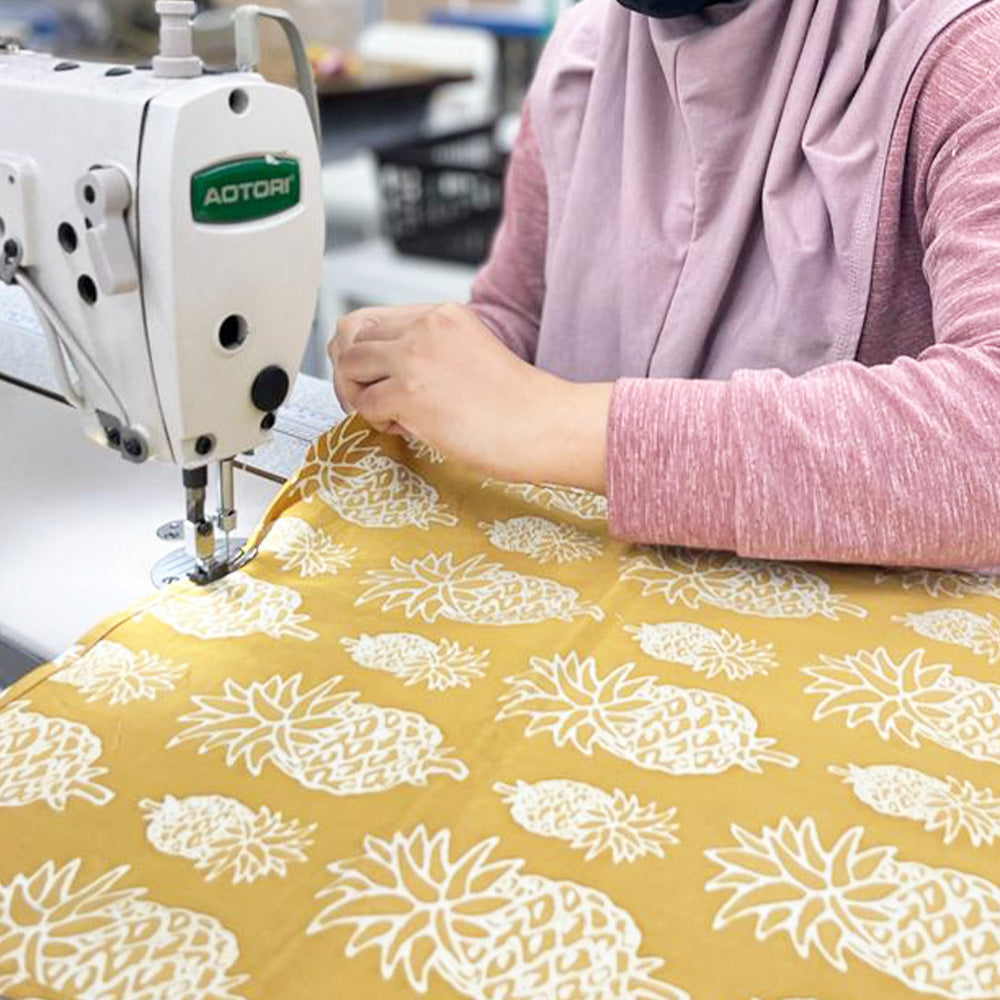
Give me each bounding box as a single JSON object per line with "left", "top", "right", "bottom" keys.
{"left": 607, "top": 377, "right": 740, "bottom": 550}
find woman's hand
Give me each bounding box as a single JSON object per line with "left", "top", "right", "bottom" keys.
{"left": 330, "top": 301, "right": 612, "bottom": 490}
{"left": 328, "top": 303, "right": 436, "bottom": 415}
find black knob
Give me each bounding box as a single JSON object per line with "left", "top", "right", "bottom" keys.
{"left": 251, "top": 366, "right": 290, "bottom": 413}
{"left": 195, "top": 435, "right": 214, "bottom": 456}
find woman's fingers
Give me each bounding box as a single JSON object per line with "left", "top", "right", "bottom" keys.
{"left": 329, "top": 304, "right": 440, "bottom": 407}
{"left": 328, "top": 309, "right": 380, "bottom": 374}
{"left": 337, "top": 340, "right": 398, "bottom": 383}
{"left": 351, "top": 309, "right": 435, "bottom": 344}
{"left": 327, "top": 327, "right": 343, "bottom": 369}
{"left": 333, "top": 367, "right": 360, "bottom": 413}
{"left": 352, "top": 323, "right": 407, "bottom": 344}
{"left": 356, "top": 379, "right": 407, "bottom": 435}
{"left": 334, "top": 308, "right": 379, "bottom": 345}
{"left": 330, "top": 310, "right": 392, "bottom": 407}
{"left": 338, "top": 303, "right": 437, "bottom": 346}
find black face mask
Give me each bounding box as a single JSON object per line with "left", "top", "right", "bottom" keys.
{"left": 615, "top": 0, "right": 742, "bottom": 19}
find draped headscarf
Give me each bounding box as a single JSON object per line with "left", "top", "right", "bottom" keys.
{"left": 529, "top": 0, "right": 987, "bottom": 380}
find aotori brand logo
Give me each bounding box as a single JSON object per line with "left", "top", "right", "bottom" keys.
{"left": 204, "top": 176, "right": 292, "bottom": 207}
{"left": 191, "top": 156, "right": 300, "bottom": 224}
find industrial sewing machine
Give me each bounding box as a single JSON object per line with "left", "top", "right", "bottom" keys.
{"left": 0, "top": 1, "right": 324, "bottom": 585}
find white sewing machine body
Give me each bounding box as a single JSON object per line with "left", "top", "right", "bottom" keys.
{"left": 0, "top": 42, "right": 323, "bottom": 468}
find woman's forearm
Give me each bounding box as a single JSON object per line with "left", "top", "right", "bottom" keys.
{"left": 608, "top": 348, "right": 1000, "bottom": 568}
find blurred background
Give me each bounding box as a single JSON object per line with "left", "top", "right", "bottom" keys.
{"left": 0, "top": 0, "right": 566, "bottom": 376}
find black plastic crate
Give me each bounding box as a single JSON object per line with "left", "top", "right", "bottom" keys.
{"left": 375, "top": 122, "right": 509, "bottom": 266}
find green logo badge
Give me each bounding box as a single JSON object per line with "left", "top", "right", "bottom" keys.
{"left": 191, "top": 155, "right": 300, "bottom": 224}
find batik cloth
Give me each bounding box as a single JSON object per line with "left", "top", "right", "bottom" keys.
{"left": 2, "top": 415, "right": 999, "bottom": 1000}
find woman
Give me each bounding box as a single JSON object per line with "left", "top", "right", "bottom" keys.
{"left": 329, "top": 0, "right": 1000, "bottom": 569}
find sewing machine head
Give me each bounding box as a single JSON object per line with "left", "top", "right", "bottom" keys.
{"left": 0, "top": 1, "right": 324, "bottom": 584}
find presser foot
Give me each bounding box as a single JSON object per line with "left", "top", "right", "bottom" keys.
{"left": 152, "top": 459, "right": 254, "bottom": 587}
{"left": 151, "top": 538, "right": 256, "bottom": 589}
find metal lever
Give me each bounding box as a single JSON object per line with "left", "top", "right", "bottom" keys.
{"left": 75, "top": 167, "right": 139, "bottom": 296}
{"left": 233, "top": 5, "right": 321, "bottom": 145}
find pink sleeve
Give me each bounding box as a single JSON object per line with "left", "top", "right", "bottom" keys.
{"left": 467, "top": 107, "right": 547, "bottom": 362}
{"left": 607, "top": 55, "right": 1000, "bottom": 568}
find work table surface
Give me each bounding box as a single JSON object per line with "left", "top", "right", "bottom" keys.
{"left": 0, "top": 378, "right": 285, "bottom": 659}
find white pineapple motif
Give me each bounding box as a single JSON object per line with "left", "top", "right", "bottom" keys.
{"left": 0, "top": 859, "right": 247, "bottom": 999}
{"left": 406, "top": 436, "right": 445, "bottom": 463}
{"left": 494, "top": 778, "right": 679, "bottom": 863}
{"left": 484, "top": 479, "right": 609, "bottom": 521}
{"left": 621, "top": 548, "right": 866, "bottom": 620}
{"left": 260, "top": 516, "right": 357, "bottom": 578}
{"left": 292, "top": 419, "right": 457, "bottom": 529}
{"left": 0, "top": 701, "right": 112, "bottom": 809}
{"left": 480, "top": 516, "right": 603, "bottom": 564}
{"left": 831, "top": 763, "right": 1000, "bottom": 847}
{"left": 341, "top": 632, "right": 489, "bottom": 690}
{"left": 50, "top": 640, "right": 187, "bottom": 704}
{"left": 357, "top": 552, "right": 604, "bottom": 625}
{"left": 168, "top": 673, "right": 467, "bottom": 794}
{"left": 804, "top": 647, "right": 1000, "bottom": 763}
{"left": 141, "top": 794, "right": 316, "bottom": 883}
{"left": 148, "top": 571, "right": 317, "bottom": 641}
{"left": 627, "top": 622, "right": 777, "bottom": 680}
{"left": 497, "top": 652, "right": 797, "bottom": 775}
{"left": 706, "top": 816, "right": 1000, "bottom": 998}
{"left": 894, "top": 608, "right": 1000, "bottom": 664}
{"left": 308, "top": 825, "right": 689, "bottom": 1000}
{"left": 875, "top": 567, "right": 1000, "bottom": 600}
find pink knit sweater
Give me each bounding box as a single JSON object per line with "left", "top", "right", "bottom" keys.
{"left": 469, "top": 4, "right": 1000, "bottom": 568}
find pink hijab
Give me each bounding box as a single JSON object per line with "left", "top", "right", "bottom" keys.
{"left": 529, "top": 0, "right": 986, "bottom": 380}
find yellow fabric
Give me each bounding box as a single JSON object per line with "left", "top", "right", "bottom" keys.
{"left": 2, "top": 415, "right": 1000, "bottom": 1000}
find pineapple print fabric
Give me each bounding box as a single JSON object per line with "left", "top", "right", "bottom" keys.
{"left": 2, "top": 414, "right": 1000, "bottom": 1000}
